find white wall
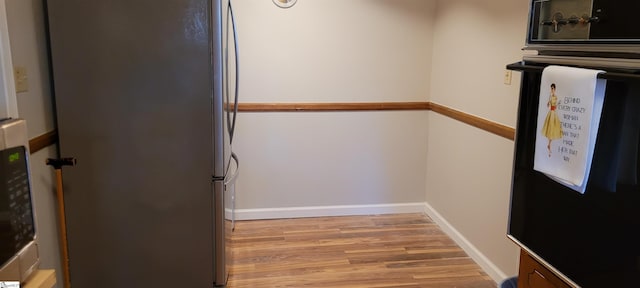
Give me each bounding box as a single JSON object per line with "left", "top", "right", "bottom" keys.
{"left": 0, "top": 0, "right": 18, "bottom": 119}
{"left": 234, "top": 0, "right": 434, "bottom": 103}
{"left": 5, "top": 0, "right": 54, "bottom": 136}
{"left": 430, "top": 0, "right": 525, "bottom": 124}
{"left": 234, "top": 111, "right": 428, "bottom": 214}
{"left": 5, "top": 0, "right": 61, "bottom": 286}
{"left": 425, "top": 0, "right": 529, "bottom": 281}
{"left": 231, "top": 0, "right": 435, "bottom": 218}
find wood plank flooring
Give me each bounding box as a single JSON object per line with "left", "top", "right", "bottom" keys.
{"left": 228, "top": 213, "right": 496, "bottom": 288}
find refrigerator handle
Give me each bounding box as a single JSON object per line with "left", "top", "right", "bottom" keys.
{"left": 226, "top": 0, "right": 240, "bottom": 144}
{"left": 225, "top": 152, "right": 239, "bottom": 186}
{"left": 225, "top": 152, "right": 239, "bottom": 230}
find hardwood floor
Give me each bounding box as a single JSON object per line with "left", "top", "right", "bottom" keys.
{"left": 228, "top": 213, "right": 496, "bottom": 288}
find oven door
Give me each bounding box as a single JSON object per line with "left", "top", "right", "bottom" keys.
{"left": 507, "top": 59, "right": 640, "bottom": 287}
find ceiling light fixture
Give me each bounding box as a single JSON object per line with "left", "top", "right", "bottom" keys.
{"left": 273, "top": 0, "right": 297, "bottom": 9}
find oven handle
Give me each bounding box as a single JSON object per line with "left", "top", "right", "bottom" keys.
{"left": 507, "top": 61, "right": 640, "bottom": 82}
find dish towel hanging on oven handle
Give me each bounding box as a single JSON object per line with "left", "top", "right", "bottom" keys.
{"left": 533, "top": 65, "right": 607, "bottom": 194}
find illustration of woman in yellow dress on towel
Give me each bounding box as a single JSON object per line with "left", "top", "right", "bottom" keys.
{"left": 541, "top": 83, "right": 563, "bottom": 156}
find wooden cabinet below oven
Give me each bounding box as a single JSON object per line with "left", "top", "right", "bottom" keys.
{"left": 517, "top": 250, "right": 572, "bottom": 288}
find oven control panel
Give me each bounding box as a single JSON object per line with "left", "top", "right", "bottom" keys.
{"left": 528, "top": 0, "right": 640, "bottom": 45}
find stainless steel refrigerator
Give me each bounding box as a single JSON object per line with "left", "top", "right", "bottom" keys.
{"left": 45, "top": 0, "right": 239, "bottom": 287}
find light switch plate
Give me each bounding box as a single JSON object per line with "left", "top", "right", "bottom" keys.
{"left": 14, "top": 66, "right": 28, "bottom": 93}
{"left": 503, "top": 70, "right": 512, "bottom": 85}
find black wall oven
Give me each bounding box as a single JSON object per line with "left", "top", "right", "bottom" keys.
{"left": 507, "top": 1, "right": 640, "bottom": 287}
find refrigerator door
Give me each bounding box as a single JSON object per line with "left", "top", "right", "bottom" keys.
{"left": 214, "top": 152, "right": 238, "bottom": 286}
{"left": 213, "top": 179, "right": 226, "bottom": 286}
{"left": 213, "top": 0, "right": 230, "bottom": 179}
{"left": 46, "top": 0, "right": 217, "bottom": 287}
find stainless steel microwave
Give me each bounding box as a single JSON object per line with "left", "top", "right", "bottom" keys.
{"left": 525, "top": 0, "right": 640, "bottom": 55}
{"left": 0, "top": 119, "right": 39, "bottom": 283}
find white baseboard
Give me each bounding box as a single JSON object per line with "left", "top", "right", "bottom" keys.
{"left": 423, "top": 202, "right": 508, "bottom": 284}
{"left": 234, "top": 202, "right": 427, "bottom": 220}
